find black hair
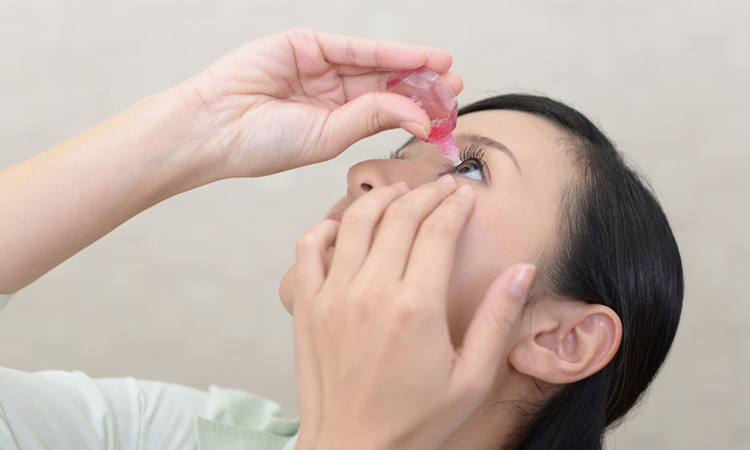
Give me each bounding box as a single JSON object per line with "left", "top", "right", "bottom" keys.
{"left": 457, "top": 94, "right": 683, "bottom": 450}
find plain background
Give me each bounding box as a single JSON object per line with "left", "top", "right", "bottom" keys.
{"left": 0, "top": 0, "right": 747, "bottom": 448}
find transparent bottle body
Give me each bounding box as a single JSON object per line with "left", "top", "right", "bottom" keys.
{"left": 386, "top": 67, "right": 460, "bottom": 164}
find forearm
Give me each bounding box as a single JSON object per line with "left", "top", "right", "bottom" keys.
{"left": 0, "top": 29, "right": 456, "bottom": 293}
{"left": 0, "top": 85, "right": 214, "bottom": 292}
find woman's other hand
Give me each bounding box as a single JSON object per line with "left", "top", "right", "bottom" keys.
{"left": 0, "top": 29, "right": 459, "bottom": 292}
{"left": 180, "top": 29, "right": 462, "bottom": 178}
{"left": 292, "top": 177, "right": 535, "bottom": 450}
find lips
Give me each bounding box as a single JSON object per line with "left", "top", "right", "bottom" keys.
{"left": 327, "top": 210, "right": 344, "bottom": 223}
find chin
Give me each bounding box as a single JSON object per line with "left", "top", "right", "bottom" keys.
{"left": 278, "top": 264, "right": 295, "bottom": 314}
{"left": 277, "top": 243, "right": 336, "bottom": 316}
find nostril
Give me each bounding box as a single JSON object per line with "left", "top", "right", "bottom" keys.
{"left": 361, "top": 183, "right": 373, "bottom": 191}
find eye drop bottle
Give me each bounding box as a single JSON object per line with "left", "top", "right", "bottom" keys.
{"left": 386, "top": 67, "right": 461, "bottom": 164}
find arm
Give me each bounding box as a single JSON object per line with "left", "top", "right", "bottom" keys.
{"left": 0, "top": 29, "right": 461, "bottom": 293}
{"left": 0, "top": 89, "right": 202, "bottom": 292}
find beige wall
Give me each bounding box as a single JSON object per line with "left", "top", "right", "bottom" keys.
{"left": 1, "top": 0, "right": 747, "bottom": 448}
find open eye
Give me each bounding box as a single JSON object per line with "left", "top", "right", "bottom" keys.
{"left": 447, "top": 143, "right": 487, "bottom": 182}
{"left": 454, "top": 159, "right": 484, "bottom": 181}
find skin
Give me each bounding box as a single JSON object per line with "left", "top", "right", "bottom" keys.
{"left": 280, "top": 109, "right": 577, "bottom": 449}
{"left": 0, "top": 28, "right": 621, "bottom": 450}
{"left": 281, "top": 109, "right": 570, "bottom": 343}
{"left": 0, "top": 29, "right": 461, "bottom": 293}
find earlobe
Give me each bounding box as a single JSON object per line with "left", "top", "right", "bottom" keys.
{"left": 509, "top": 301, "right": 622, "bottom": 385}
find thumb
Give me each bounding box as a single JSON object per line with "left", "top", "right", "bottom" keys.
{"left": 316, "top": 92, "right": 431, "bottom": 158}
{"left": 453, "top": 264, "right": 536, "bottom": 394}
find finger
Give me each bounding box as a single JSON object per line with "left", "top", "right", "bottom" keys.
{"left": 336, "top": 66, "right": 463, "bottom": 99}
{"left": 317, "top": 92, "right": 431, "bottom": 154}
{"left": 293, "top": 310, "right": 323, "bottom": 428}
{"left": 292, "top": 220, "right": 340, "bottom": 429}
{"left": 403, "top": 184, "right": 475, "bottom": 304}
{"left": 441, "top": 71, "right": 464, "bottom": 96}
{"left": 452, "top": 264, "right": 536, "bottom": 395}
{"left": 338, "top": 70, "right": 407, "bottom": 100}
{"left": 359, "top": 176, "right": 458, "bottom": 280}
{"left": 293, "top": 311, "right": 323, "bottom": 433}
{"left": 408, "top": 44, "right": 454, "bottom": 74}
{"left": 294, "top": 219, "right": 340, "bottom": 309}
{"left": 312, "top": 30, "right": 453, "bottom": 72}
{"left": 327, "top": 183, "right": 409, "bottom": 282}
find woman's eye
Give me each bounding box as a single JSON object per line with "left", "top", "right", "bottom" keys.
{"left": 454, "top": 159, "right": 484, "bottom": 181}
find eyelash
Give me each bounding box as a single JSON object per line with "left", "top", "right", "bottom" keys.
{"left": 442, "top": 143, "right": 487, "bottom": 177}
{"left": 386, "top": 150, "right": 406, "bottom": 160}
{"left": 384, "top": 143, "right": 487, "bottom": 180}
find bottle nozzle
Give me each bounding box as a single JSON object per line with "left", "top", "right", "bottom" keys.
{"left": 432, "top": 132, "right": 461, "bottom": 165}
{"left": 386, "top": 67, "right": 461, "bottom": 165}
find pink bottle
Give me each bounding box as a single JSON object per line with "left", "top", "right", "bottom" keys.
{"left": 386, "top": 67, "right": 461, "bottom": 164}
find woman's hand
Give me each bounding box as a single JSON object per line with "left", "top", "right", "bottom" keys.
{"left": 180, "top": 29, "right": 462, "bottom": 178}
{"left": 292, "top": 176, "right": 535, "bottom": 450}
{"left": 0, "top": 29, "right": 459, "bottom": 292}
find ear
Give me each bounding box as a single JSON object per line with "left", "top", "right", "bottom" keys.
{"left": 509, "top": 300, "right": 622, "bottom": 384}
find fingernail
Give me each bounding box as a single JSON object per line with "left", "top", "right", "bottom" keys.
{"left": 454, "top": 184, "right": 473, "bottom": 195}
{"left": 509, "top": 264, "right": 536, "bottom": 302}
{"left": 437, "top": 174, "right": 455, "bottom": 185}
{"left": 390, "top": 181, "right": 409, "bottom": 192}
{"left": 399, "top": 121, "right": 428, "bottom": 140}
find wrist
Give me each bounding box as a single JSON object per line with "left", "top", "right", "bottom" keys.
{"left": 0, "top": 84, "right": 226, "bottom": 291}
{"left": 116, "top": 83, "right": 227, "bottom": 197}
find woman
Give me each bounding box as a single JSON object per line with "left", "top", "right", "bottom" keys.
{"left": 0, "top": 29, "right": 682, "bottom": 450}
{"left": 280, "top": 95, "right": 683, "bottom": 450}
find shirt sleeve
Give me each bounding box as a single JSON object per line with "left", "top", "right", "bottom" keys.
{"left": 0, "top": 292, "right": 15, "bottom": 313}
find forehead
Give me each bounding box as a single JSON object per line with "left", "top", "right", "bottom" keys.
{"left": 455, "top": 109, "right": 572, "bottom": 175}
{"left": 452, "top": 110, "right": 575, "bottom": 205}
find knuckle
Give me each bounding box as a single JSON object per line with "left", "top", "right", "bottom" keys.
{"left": 361, "top": 90, "right": 380, "bottom": 107}
{"left": 343, "top": 185, "right": 401, "bottom": 226}
{"left": 391, "top": 295, "right": 431, "bottom": 324}
{"left": 296, "top": 231, "right": 322, "bottom": 253}
{"left": 346, "top": 282, "right": 383, "bottom": 317}
{"left": 341, "top": 203, "right": 376, "bottom": 228}
{"left": 414, "top": 181, "right": 448, "bottom": 196}
{"left": 383, "top": 186, "right": 446, "bottom": 223}
{"left": 313, "top": 301, "right": 338, "bottom": 326}
{"left": 345, "top": 37, "right": 359, "bottom": 65}
{"left": 384, "top": 199, "right": 420, "bottom": 221}
{"left": 348, "top": 281, "right": 377, "bottom": 304}
{"left": 420, "top": 214, "right": 462, "bottom": 238}
{"left": 439, "top": 193, "right": 470, "bottom": 212}
{"left": 487, "top": 304, "right": 518, "bottom": 336}
{"left": 362, "top": 92, "right": 390, "bottom": 131}
{"left": 392, "top": 303, "right": 421, "bottom": 325}
{"left": 286, "top": 28, "right": 306, "bottom": 38}
{"left": 373, "top": 42, "right": 386, "bottom": 68}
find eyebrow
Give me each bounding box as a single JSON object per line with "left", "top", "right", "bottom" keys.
{"left": 455, "top": 132, "right": 521, "bottom": 174}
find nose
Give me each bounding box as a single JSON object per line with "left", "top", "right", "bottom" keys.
{"left": 346, "top": 157, "right": 434, "bottom": 199}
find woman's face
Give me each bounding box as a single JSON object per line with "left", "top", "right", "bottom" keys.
{"left": 280, "top": 110, "right": 572, "bottom": 345}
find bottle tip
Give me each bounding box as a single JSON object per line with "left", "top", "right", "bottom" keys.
{"left": 437, "top": 136, "right": 461, "bottom": 165}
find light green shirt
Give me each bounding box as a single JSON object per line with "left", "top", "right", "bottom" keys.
{"left": 0, "top": 292, "right": 300, "bottom": 450}
{"left": 0, "top": 292, "right": 12, "bottom": 313}
{"left": 196, "top": 387, "right": 299, "bottom": 450}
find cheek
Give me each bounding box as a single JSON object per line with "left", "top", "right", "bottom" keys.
{"left": 445, "top": 200, "right": 522, "bottom": 347}
{"left": 278, "top": 246, "right": 337, "bottom": 315}
{"left": 279, "top": 265, "right": 295, "bottom": 314}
